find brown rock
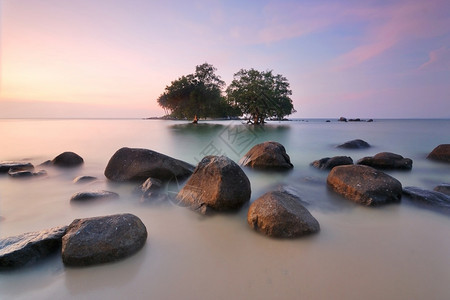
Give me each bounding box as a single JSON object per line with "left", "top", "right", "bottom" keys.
{"left": 52, "top": 152, "right": 84, "bottom": 167}
{"left": 327, "top": 165, "right": 402, "bottom": 206}
{"left": 239, "top": 141, "right": 293, "bottom": 170}
{"left": 176, "top": 156, "right": 251, "bottom": 214}
{"left": 311, "top": 156, "right": 353, "bottom": 170}
{"left": 427, "top": 144, "right": 450, "bottom": 163}
{"left": 357, "top": 152, "right": 412, "bottom": 170}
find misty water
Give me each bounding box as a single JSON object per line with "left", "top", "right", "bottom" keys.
{"left": 0, "top": 118, "right": 449, "bottom": 299}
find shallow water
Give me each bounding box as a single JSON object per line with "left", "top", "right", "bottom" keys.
{"left": 0, "top": 118, "right": 449, "bottom": 299}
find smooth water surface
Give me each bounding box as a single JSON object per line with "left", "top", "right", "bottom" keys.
{"left": 0, "top": 119, "right": 449, "bottom": 299}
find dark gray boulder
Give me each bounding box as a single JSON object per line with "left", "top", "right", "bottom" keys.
{"left": 0, "top": 162, "right": 34, "bottom": 174}
{"left": 52, "top": 152, "right": 84, "bottom": 167}
{"left": 403, "top": 186, "right": 450, "bottom": 214}
{"left": 311, "top": 156, "right": 353, "bottom": 170}
{"left": 62, "top": 213, "right": 147, "bottom": 266}
{"left": 73, "top": 176, "right": 97, "bottom": 184}
{"left": 427, "top": 144, "right": 450, "bottom": 163}
{"left": 176, "top": 156, "right": 251, "bottom": 214}
{"left": 104, "top": 147, "right": 194, "bottom": 182}
{"left": 0, "top": 226, "right": 67, "bottom": 269}
{"left": 357, "top": 152, "right": 413, "bottom": 170}
{"left": 239, "top": 141, "right": 293, "bottom": 170}
{"left": 70, "top": 190, "right": 119, "bottom": 202}
{"left": 327, "top": 165, "right": 402, "bottom": 206}
{"left": 434, "top": 184, "right": 450, "bottom": 196}
{"left": 337, "top": 139, "right": 370, "bottom": 149}
{"left": 247, "top": 191, "right": 319, "bottom": 238}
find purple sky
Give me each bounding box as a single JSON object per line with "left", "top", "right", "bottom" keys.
{"left": 1, "top": 0, "right": 449, "bottom": 118}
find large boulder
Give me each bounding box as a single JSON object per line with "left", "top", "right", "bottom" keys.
{"left": 357, "top": 152, "right": 413, "bottom": 170}
{"left": 337, "top": 139, "right": 370, "bottom": 149}
{"left": 0, "top": 226, "right": 67, "bottom": 269}
{"left": 239, "top": 141, "right": 293, "bottom": 170}
{"left": 0, "top": 162, "right": 34, "bottom": 174}
{"left": 52, "top": 152, "right": 84, "bottom": 167}
{"left": 427, "top": 144, "right": 450, "bottom": 163}
{"left": 104, "top": 147, "right": 194, "bottom": 182}
{"left": 311, "top": 156, "right": 353, "bottom": 170}
{"left": 403, "top": 186, "right": 450, "bottom": 214}
{"left": 70, "top": 190, "right": 119, "bottom": 202}
{"left": 247, "top": 191, "right": 320, "bottom": 238}
{"left": 62, "top": 213, "right": 147, "bottom": 266}
{"left": 176, "top": 156, "right": 251, "bottom": 214}
{"left": 327, "top": 165, "right": 402, "bottom": 206}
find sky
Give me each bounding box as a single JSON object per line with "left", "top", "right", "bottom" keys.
{"left": 1, "top": 0, "right": 449, "bottom": 119}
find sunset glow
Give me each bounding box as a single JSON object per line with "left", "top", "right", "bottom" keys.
{"left": 1, "top": 0, "right": 449, "bottom": 118}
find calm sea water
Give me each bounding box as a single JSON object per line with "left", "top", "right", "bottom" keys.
{"left": 0, "top": 118, "right": 449, "bottom": 299}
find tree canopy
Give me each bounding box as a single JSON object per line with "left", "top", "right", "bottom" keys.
{"left": 157, "top": 63, "right": 238, "bottom": 120}
{"left": 226, "top": 68, "right": 295, "bottom": 124}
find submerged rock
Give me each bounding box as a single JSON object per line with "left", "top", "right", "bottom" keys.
{"left": 135, "top": 177, "right": 163, "bottom": 200}
{"left": 247, "top": 191, "right": 320, "bottom": 238}
{"left": 327, "top": 165, "right": 402, "bottom": 206}
{"left": 8, "top": 169, "right": 47, "bottom": 178}
{"left": 311, "top": 156, "right": 353, "bottom": 170}
{"left": 0, "top": 162, "right": 34, "bottom": 174}
{"left": 337, "top": 139, "right": 370, "bottom": 149}
{"left": 239, "top": 141, "right": 293, "bottom": 170}
{"left": 0, "top": 226, "right": 67, "bottom": 269}
{"left": 73, "top": 176, "right": 97, "bottom": 184}
{"left": 403, "top": 186, "right": 450, "bottom": 214}
{"left": 104, "top": 147, "right": 194, "bottom": 182}
{"left": 52, "top": 152, "right": 84, "bottom": 167}
{"left": 427, "top": 144, "right": 450, "bottom": 163}
{"left": 70, "top": 190, "right": 119, "bottom": 202}
{"left": 176, "top": 156, "right": 251, "bottom": 214}
{"left": 62, "top": 213, "right": 147, "bottom": 266}
{"left": 357, "top": 152, "right": 413, "bottom": 170}
{"left": 434, "top": 184, "right": 450, "bottom": 196}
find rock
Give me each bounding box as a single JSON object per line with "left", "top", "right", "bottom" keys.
{"left": 327, "top": 165, "right": 402, "bottom": 206}
{"left": 176, "top": 156, "right": 251, "bottom": 214}
{"left": 8, "top": 169, "right": 47, "bottom": 178}
{"left": 337, "top": 139, "right": 370, "bottom": 149}
{"left": 239, "top": 141, "right": 293, "bottom": 170}
{"left": 104, "top": 147, "right": 194, "bottom": 182}
{"left": 403, "top": 186, "right": 450, "bottom": 214}
{"left": 311, "top": 156, "right": 353, "bottom": 170}
{"left": 135, "top": 177, "right": 163, "bottom": 200}
{"left": 367, "top": 119, "right": 374, "bottom": 122}
{"left": 52, "top": 152, "right": 84, "bottom": 167}
{"left": 0, "top": 162, "right": 34, "bottom": 174}
{"left": 434, "top": 184, "right": 450, "bottom": 196}
{"left": 0, "top": 226, "right": 67, "bottom": 269}
{"left": 427, "top": 144, "right": 450, "bottom": 163}
{"left": 348, "top": 118, "right": 361, "bottom": 122}
{"left": 247, "top": 191, "right": 320, "bottom": 238}
{"left": 62, "top": 213, "right": 147, "bottom": 266}
{"left": 73, "top": 176, "right": 97, "bottom": 184}
{"left": 339, "top": 117, "right": 347, "bottom": 122}
{"left": 70, "top": 190, "right": 119, "bottom": 202}
{"left": 357, "top": 152, "right": 413, "bottom": 170}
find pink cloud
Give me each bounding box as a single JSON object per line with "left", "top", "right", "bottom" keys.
{"left": 418, "top": 46, "right": 450, "bottom": 71}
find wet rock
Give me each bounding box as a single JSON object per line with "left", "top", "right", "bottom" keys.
{"left": 427, "top": 144, "right": 450, "bottom": 163}
{"left": 434, "top": 184, "right": 450, "bottom": 196}
{"left": 247, "top": 191, "right": 320, "bottom": 238}
{"left": 357, "top": 152, "right": 413, "bottom": 170}
{"left": 403, "top": 186, "right": 450, "bottom": 214}
{"left": 70, "top": 190, "right": 119, "bottom": 202}
{"left": 135, "top": 177, "right": 163, "bottom": 200}
{"left": 239, "top": 141, "right": 293, "bottom": 170}
{"left": 311, "top": 156, "right": 353, "bottom": 170}
{"left": 337, "top": 139, "right": 370, "bottom": 149}
{"left": 176, "top": 156, "right": 251, "bottom": 214}
{"left": 104, "top": 147, "right": 194, "bottom": 182}
{"left": 62, "top": 213, "right": 147, "bottom": 266}
{"left": 73, "top": 176, "right": 97, "bottom": 184}
{"left": 8, "top": 169, "right": 47, "bottom": 178}
{"left": 52, "top": 152, "right": 84, "bottom": 167}
{"left": 327, "top": 165, "right": 402, "bottom": 206}
{"left": 0, "top": 162, "right": 34, "bottom": 174}
{"left": 0, "top": 226, "right": 67, "bottom": 269}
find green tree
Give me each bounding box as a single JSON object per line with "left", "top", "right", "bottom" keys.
{"left": 226, "top": 69, "right": 295, "bottom": 124}
{"left": 157, "top": 63, "right": 237, "bottom": 120}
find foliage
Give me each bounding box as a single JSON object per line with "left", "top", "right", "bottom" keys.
{"left": 226, "top": 69, "right": 295, "bottom": 124}
{"left": 157, "top": 63, "right": 237, "bottom": 119}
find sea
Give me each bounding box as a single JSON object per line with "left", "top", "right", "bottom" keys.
{"left": 0, "top": 118, "right": 449, "bottom": 300}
